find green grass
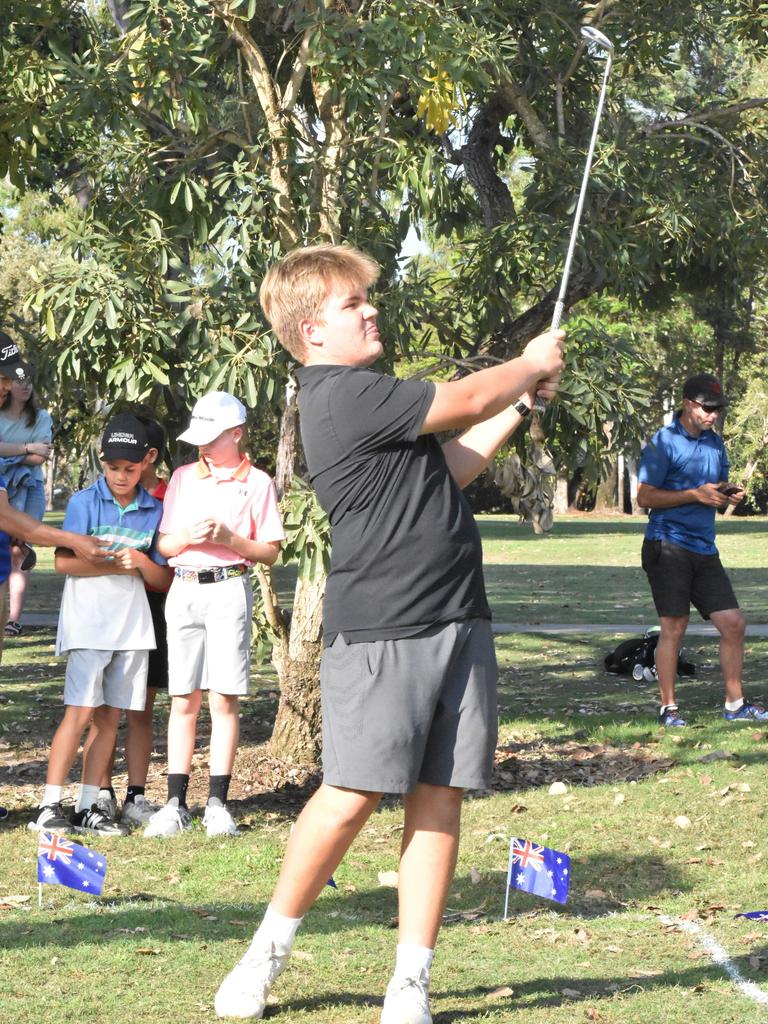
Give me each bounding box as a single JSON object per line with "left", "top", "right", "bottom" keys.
{"left": 1, "top": 515, "right": 768, "bottom": 1022}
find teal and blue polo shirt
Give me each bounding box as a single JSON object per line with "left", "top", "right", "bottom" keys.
{"left": 638, "top": 413, "right": 729, "bottom": 556}
{"left": 62, "top": 475, "right": 166, "bottom": 564}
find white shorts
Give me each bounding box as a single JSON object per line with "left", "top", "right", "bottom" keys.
{"left": 165, "top": 574, "right": 253, "bottom": 696}
{"left": 64, "top": 649, "right": 149, "bottom": 711}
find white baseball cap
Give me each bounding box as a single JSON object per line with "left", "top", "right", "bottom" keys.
{"left": 177, "top": 391, "right": 247, "bottom": 445}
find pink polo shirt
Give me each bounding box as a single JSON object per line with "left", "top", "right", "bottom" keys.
{"left": 160, "top": 456, "right": 285, "bottom": 568}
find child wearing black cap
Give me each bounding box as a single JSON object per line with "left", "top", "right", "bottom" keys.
{"left": 29, "top": 412, "right": 172, "bottom": 835}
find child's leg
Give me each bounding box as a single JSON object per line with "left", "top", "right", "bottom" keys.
{"left": 207, "top": 690, "right": 239, "bottom": 779}
{"left": 167, "top": 690, "right": 203, "bottom": 779}
{"left": 125, "top": 687, "right": 158, "bottom": 787}
{"left": 46, "top": 705, "right": 94, "bottom": 786}
{"left": 81, "top": 706, "right": 122, "bottom": 787}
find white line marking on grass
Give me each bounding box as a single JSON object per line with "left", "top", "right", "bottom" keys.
{"left": 660, "top": 915, "right": 768, "bottom": 1006}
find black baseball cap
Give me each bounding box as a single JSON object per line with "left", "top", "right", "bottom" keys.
{"left": 683, "top": 373, "right": 728, "bottom": 408}
{"left": 100, "top": 413, "right": 150, "bottom": 462}
{"left": 0, "top": 331, "right": 32, "bottom": 383}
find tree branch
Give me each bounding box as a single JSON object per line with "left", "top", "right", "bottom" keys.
{"left": 646, "top": 98, "right": 768, "bottom": 133}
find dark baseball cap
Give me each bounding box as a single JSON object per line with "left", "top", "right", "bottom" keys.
{"left": 100, "top": 413, "right": 150, "bottom": 462}
{"left": 683, "top": 373, "right": 728, "bottom": 408}
{"left": 0, "top": 331, "right": 32, "bottom": 383}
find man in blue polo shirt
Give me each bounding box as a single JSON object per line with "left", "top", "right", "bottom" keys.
{"left": 638, "top": 373, "right": 767, "bottom": 727}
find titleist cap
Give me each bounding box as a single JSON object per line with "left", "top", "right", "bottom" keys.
{"left": 0, "top": 331, "right": 32, "bottom": 383}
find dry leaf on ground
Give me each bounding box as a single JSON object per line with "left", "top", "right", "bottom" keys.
{"left": 378, "top": 870, "right": 399, "bottom": 888}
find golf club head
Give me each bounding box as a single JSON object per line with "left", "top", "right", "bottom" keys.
{"left": 580, "top": 25, "right": 614, "bottom": 53}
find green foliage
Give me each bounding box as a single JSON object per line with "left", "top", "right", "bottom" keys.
{"left": 278, "top": 476, "right": 330, "bottom": 584}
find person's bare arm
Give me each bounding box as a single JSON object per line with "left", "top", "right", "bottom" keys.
{"left": 0, "top": 440, "right": 51, "bottom": 459}
{"left": 208, "top": 522, "right": 282, "bottom": 567}
{"left": 420, "top": 330, "right": 564, "bottom": 435}
{"left": 0, "top": 491, "right": 109, "bottom": 563}
{"left": 55, "top": 548, "right": 136, "bottom": 577}
{"left": 157, "top": 520, "right": 215, "bottom": 558}
{"left": 637, "top": 481, "right": 733, "bottom": 510}
{"left": 441, "top": 382, "right": 559, "bottom": 489}
{"left": 111, "top": 548, "right": 174, "bottom": 589}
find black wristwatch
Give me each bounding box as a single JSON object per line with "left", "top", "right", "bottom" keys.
{"left": 513, "top": 400, "right": 531, "bottom": 418}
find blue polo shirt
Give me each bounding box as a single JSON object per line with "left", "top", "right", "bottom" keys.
{"left": 62, "top": 475, "right": 166, "bottom": 564}
{"left": 0, "top": 476, "right": 11, "bottom": 584}
{"left": 639, "top": 414, "right": 729, "bottom": 555}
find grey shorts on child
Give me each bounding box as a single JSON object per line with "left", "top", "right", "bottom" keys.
{"left": 320, "top": 618, "right": 498, "bottom": 793}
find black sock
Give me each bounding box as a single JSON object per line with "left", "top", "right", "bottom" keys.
{"left": 125, "top": 785, "right": 145, "bottom": 805}
{"left": 167, "top": 773, "right": 190, "bottom": 808}
{"left": 208, "top": 775, "right": 231, "bottom": 806}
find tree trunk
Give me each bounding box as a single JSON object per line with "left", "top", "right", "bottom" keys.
{"left": 626, "top": 454, "right": 640, "bottom": 514}
{"left": 594, "top": 456, "right": 618, "bottom": 510}
{"left": 263, "top": 392, "right": 326, "bottom": 764}
{"left": 553, "top": 468, "right": 569, "bottom": 515}
{"left": 267, "top": 575, "right": 324, "bottom": 763}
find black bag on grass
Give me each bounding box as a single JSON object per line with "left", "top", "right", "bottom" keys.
{"left": 604, "top": 630, "right": 696, "bottom": 681}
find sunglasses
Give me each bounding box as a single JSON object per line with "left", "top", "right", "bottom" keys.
{"left": 690, "top": 400, "right": 723, "bottom": 414}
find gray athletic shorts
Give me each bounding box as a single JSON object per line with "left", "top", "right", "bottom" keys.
{"left": 320, "top": 618, "right": 498, "bottom": 793}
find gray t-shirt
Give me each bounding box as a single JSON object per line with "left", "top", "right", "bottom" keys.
{"left": 294, "top": 364, "right": 491, "bottom": 645}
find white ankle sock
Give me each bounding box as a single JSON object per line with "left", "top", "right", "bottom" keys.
{"left": 393, "top": 943, "right": 434, "bottom": 980}
{"left": 77, "top": 784, "right": 100, "bottom": 813}
{"left": 725, "top": 698, "right": 744, "bottom": 712}
{"left": 253, "top": 904, "right": 303, "bottom": 954}
{"left": 42, "top": 784, "right": 63, "bottom": 806}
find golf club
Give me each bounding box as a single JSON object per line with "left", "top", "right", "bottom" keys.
{"left": 552, "top": 25, "right": 614, "bottom": 331}
{"left": 534, "top": 25, "right": 614, "bottom": 411}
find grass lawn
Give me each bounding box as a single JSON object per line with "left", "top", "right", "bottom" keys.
{"left": 1, "top": 514, "right": 768, "bottom": 1023}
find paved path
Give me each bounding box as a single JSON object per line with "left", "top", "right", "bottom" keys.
{"left": 20, "top": 613, "right": 768, "bottom": 637}
{"left": 492, "top": 622, "right": 768, "bottom": 636}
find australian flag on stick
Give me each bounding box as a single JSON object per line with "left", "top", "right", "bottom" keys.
{"left": 37, "top": 832, "right": 107, "bottom": 896}
{"left": 504, "top": 837, "right": 570, "bottom": 918}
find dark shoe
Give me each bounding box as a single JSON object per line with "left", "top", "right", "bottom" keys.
{"left": 19, "top": 544, "right": 36, "bottom": 571}
{"left": 28, "top": 802, "right": 70, "bottom": 833}
{"left": 659, "top": 706, "right": 687, "bottom": 727}
{"left": 70, "top": 804, "right": 128, "bottom": 836}
{"left": 0, "top": 806, "right": 8, "bottom": 820}
{"left": 4, "top": 620, "right": 21, "bottom": 637}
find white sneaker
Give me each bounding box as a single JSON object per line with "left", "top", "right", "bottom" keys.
{"left": 203, "top": 802, "right": 239, "bottom": 837}
{"left": 121, "top": 794, "right": 160, "bottom": 829}
{"left": 215, "top": 940, "right": 289, "bottom": 1019}
{"left": 144, "top": 798, "right": 192, "bottom": 837}
{"left": 381, "top": 968, "right": 432, "bottom": 1024}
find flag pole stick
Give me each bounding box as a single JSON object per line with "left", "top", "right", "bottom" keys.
{"left": 503, "top": 839, "right": 512, "bottom": 920}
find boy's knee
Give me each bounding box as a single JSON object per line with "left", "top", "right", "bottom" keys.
{"left": 208, "top": 691, "right": 239, "bottom": 716}
{"left": 716, "top": 609, "right": 745, "bottom": 640}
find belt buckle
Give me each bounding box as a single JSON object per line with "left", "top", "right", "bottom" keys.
{"left": 198, "top": 569, "right": 216, "bottom": 584}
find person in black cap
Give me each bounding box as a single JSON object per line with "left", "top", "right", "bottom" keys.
{"left": 29, "top": 412, "right": 172, "bottom": 836}
{"left": 637, "top": 373, "right": 766, "bottom": 727}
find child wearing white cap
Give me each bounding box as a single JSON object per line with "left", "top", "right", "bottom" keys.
{"left": 144, "top": 392, "right": 285, "bottom": 839}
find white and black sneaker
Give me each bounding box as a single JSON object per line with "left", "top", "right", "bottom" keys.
{"left": 70, "top": 804, "right": 128, "bottom": 836}
{"left": 28, "top": 802, "right": 71, "bottom": 833}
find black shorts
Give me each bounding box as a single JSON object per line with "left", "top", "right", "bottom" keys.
{"left": 641, "top": 538, "right": 738, "bottom": 620}
{"left": 146, "top": 589, "right": 169, "bottom": 690}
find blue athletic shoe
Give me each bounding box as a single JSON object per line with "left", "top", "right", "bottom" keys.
{"left": 0, "top": 806, "right": 8, "bottom": 820}
{"left": 723, "top": 700, "right": 768, "bottom": 722}
{"left": 659, "top": 706, "right": 687, "bottom": 727}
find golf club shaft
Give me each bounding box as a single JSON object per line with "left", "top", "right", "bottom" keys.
{"left": 551, "top": 52, "right": 613, "bottom": 332}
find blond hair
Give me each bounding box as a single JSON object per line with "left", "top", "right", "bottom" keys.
{"left": 259, "top": 244, "right": 380, "bottom": 361}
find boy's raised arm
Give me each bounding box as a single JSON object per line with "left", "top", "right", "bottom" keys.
{"left": 419, "top": 330, "right": 564, "bottom": 435}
